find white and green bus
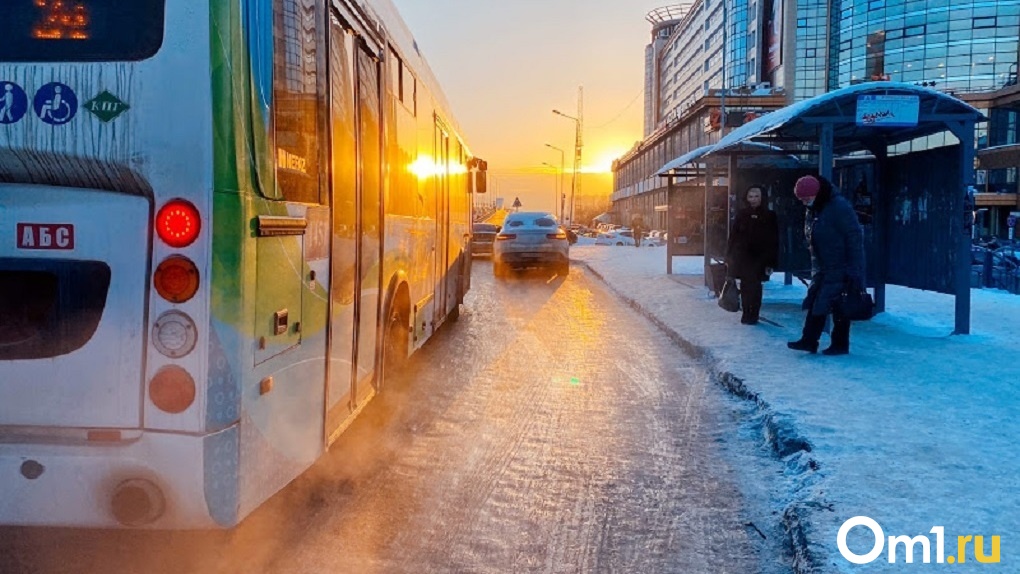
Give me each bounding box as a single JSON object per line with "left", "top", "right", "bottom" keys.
{"left": 0, "top": 0, "right": 485, "bottom": 528}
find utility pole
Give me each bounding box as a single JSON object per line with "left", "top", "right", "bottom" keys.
{"left": 573, "top": 86, "right": 583, "bottom": 225}
{"left": 553, "top": 86, "right": 583, "bottom": 226}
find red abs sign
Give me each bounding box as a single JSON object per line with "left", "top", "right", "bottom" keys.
{"left": 17, "top": 223, "right": 75, "bottom": 250}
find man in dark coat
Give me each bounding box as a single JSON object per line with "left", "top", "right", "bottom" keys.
{"left": 726, "top": 185, "right": 779, "bottom": 324}
{"left": 631, "top": 213, "right": 646, "bottom": 248}
{"left": 787, "top": 175, "right": 866, "bottom": 355}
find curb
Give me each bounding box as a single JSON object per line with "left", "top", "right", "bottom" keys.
{"left": 579, "top": 261, "right": 828, "bottom": 574}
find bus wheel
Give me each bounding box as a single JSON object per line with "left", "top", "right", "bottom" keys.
{"left": 383, "top": 303, "right": 409, "bottom": 385}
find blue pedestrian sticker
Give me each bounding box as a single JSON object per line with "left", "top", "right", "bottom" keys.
{"left": 0, "top": 81, "right": 28, "bottom": 125}
{"left": 33, "top": 82, "right": 78, "bottom": 125}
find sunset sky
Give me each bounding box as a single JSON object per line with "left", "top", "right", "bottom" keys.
{"left": 390, "top": 0, "right": 674, "bottom": 215}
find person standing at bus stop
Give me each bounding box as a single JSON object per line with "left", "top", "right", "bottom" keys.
{"left": 725, "top": 185, "right": 779, "bottom": 325}
{"left": 787, "top": 175, "right": 865, "bottom": 355}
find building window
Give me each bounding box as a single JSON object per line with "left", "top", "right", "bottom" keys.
{"left": 973, "top": 17, "right": 997, "bottom": 29}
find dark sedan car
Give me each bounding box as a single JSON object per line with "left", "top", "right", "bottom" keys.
{"left": 492, "top": 211, "right": 569, "bottom": 277}
{"left": 471, "top": 223, "right": 500, "bottom": 256}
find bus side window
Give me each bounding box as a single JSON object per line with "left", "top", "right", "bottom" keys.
{"left": 272, "top": 0, "right": 325, "bottom": 204}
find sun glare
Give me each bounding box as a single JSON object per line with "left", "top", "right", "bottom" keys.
{"left": 582, "top": 147, "right": 630, "bottom": 174}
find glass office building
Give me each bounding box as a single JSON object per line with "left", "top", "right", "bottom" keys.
{"left": 832, "top": 0, "right": 1020, "bottom": 92}
{"left": 619, "top": 0, "right": 1020, "bottom": 230}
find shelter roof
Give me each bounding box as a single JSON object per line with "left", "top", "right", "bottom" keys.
{"left": 656, "top": 141, "right": 808, "bottom": 177}
{"left": 713, "top": 82, "right": 986, "bottom": 155}
{"left": 656, "top": 145, "right": 715, "bottom": 175}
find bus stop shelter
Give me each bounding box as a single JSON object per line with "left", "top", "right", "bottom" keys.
{"left": 658, "top": 82, "right": 986, "bottom": 334}
{"left": 657, "top": 142, "right": 813, "bottom": 285}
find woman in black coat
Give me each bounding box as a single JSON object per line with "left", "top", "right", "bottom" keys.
{"left": 726, "top": 185, "right": 779, "bottom": 325}
{"left": 787, "top": 175, "right": 866, "bottom": 355}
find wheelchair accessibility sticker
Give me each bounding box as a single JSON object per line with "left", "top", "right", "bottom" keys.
{"left": 0, "top": 82, "right": 28, "bottom": 125}
{"left": 33, "top": 82, "right": 78, "bottom": 125}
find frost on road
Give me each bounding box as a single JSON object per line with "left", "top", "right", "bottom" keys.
{"left": 1, "top": 262, "right": 777, "bottom": 574}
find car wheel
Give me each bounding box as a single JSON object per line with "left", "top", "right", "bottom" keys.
{"left": 556, "top": 262, "right": 569, "bottom": 276}
{"left": 493, "top": 262, "right": 506, "bottom": 278}
{"left": 616, "top": 242, "right": 623, "bottom": 246}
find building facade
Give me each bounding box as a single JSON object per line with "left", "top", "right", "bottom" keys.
{"left": 614, "top": 0, "right": 1020, "bottom": 236}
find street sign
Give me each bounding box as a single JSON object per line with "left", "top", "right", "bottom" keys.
{"left": 512, "top": 197, "right": 522, "bottom": 208}
{"left": 1008, "top": 215, "right": 1017, "bottom": 228}
{"left": 856, "top": 95, "right": 919, "bottom": 127}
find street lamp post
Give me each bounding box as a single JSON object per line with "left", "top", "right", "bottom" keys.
{"left": 553, "top": 96, "right": 582, "bottom": 225}
{"left": 544, "top": 143, "right": 565, "bottom": 220}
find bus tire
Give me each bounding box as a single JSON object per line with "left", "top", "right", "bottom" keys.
{"left": 449, "top": 255, "right": 464, "bottom": 322}
{"left": 382, "top": 290, "right": 410, "bottom": 386}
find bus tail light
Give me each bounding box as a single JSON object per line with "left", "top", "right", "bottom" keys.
{"left": 111, "top": 479, "right": 165, "bottom": 526}
{"left": 152, "top": 311, "right": 198, "bottom": 358}
{"left": 154, "top": 255, "right": 199, "bottom": 303}
{"left": 149, "top": 366, "right": 196, "bottom": 414}
{"left": 156, "top": 199, "right": 201, "bottom": 248}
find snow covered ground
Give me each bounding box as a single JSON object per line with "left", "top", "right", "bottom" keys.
{"left": 571, "top": 241, "right": 1018, "bottom": 573}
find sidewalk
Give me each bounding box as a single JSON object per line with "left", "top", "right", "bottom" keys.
{"left": 571, "top": 244, "right": 1019, "bottom": 573}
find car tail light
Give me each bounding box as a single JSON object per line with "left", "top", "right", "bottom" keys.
{"left": 547, "top": 231, "right": 567, "bottom": 240}
{"left": 154, "top": 255, "right": 199, "bottom": 303}
{"left": 149, "top": 365, "right": 196, "bottom": 414}
{"left": 156, "top": 199, "right": 201, "bottom": 248}
{"left": 496, "top": 233, "right": 516, "bottom": 240}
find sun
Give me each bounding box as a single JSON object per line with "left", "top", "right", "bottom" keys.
{"left": 583, "top": 146, "right": 631, "bottom": 173}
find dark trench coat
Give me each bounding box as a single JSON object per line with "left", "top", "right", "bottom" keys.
{"left": 802, "top": 194, "right": 866, "bottom": 316}
{"left": 726, "top": 205, "right": 779, "bottom": 281}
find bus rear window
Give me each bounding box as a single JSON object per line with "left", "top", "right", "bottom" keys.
{"left": 0, "top": 1, "right": 166, "bottom": 62}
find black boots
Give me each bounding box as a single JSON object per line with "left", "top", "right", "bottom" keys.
{"left": 788, "top": 313, "right": 851, "bottom": 355}
{"left": 739, "top": 279, "right": 762, "bottom": 325}
{"left": 788, "top": 314, "right": 825, "bottom": 354}
{"left": 824, "top": 316, "right": 851, "bottom": 355}
{"left": 787, "top": 339, "right": 818, "bottom": 353}
{"left": 741, "top": 308, "right": 759, "bottom": 325}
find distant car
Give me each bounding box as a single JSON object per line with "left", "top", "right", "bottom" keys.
{"left": 594, "top": 229, "right": 634, "bottom": 246}
{"left": 994, "top": 244, "right": 1020, "bottom": 267}
{"left": 493, "top": 211, "right": 570, "bottom": 277}
{"left": 471, "top": 223, "right": 500, "bottom": 256}
{"left": 972, "top": 244, "right": 1020, "bottom": 290}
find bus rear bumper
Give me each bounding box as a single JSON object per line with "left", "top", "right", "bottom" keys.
{"left": 0, "top": 426, "right": 238, "bottom": 529}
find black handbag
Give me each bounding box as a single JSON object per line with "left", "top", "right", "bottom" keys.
{"left": 839, "top": 287, "right": 875, "bottom": 321}
{"left": 717, "top": 279, "right": 740, "bottom": 312}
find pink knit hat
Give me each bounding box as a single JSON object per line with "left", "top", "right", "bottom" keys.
{"left": 794, "top": 176, "right": 820, "bottom": 200}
